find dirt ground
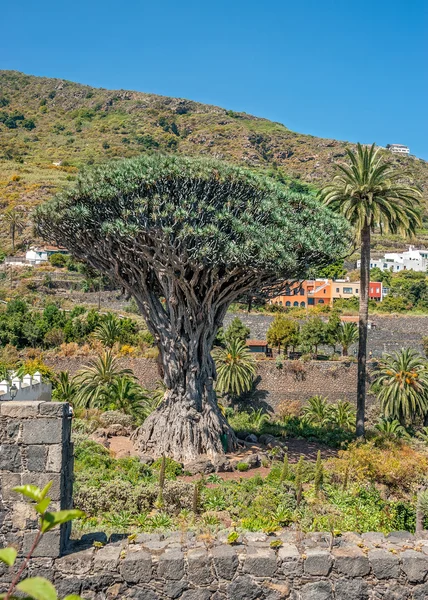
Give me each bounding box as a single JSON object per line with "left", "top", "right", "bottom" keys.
{"left": 108, "top": 435, "right": 337, "bottom": 482}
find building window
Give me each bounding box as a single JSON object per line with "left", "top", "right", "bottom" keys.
{"left": 377, "top": 288, "right": 380, "bottom": 293}
{"left": 336, "top": 288, "right": 339, "bottom": 293}
{"left": 318, "top": 299, "right": 324, "bottom": 304}
{"left": 343, "top": 287, "right": 353, "bottom": 294}
{"left": 300, "top": 288, "right": 305, "bottom": 296}
{"left": 293, "top": 301, "right": 299, "bottom": 307}
{"left": 286, "top": 301, "right": 291, "bottom": 307}
{"left": 300, "top": 302, "right": 305, "bottom": 307}
{"left": 308, "top": 298, "right": 314, "bottom": 305}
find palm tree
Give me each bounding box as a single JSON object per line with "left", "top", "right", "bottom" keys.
{"left": 107, "top": 376, "right": 153, "bottom": 423}
{"left": 73, "top": 350, "right": 133, "bottom": 408}
{"left": 52, "top": 371, "right": 78, "bottom": 402}
{"left": 371, "top": 348, "right": 428, "bottom": 426}
{"left": 336, "top": 322, "right": 359, "bottom": 356}
{"left": 3, "top": 209, "right": 25, "bottom": 252}
{"left": 212, "top": 338, "right": 256, "bottom": 397}
{"left": 93, "top": 313, "right": 122, "bottom": 347}
{"left": 319, "top": 143, "right": 422, "bottom": 437}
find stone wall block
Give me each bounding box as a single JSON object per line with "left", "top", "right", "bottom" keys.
{"left": 22, "top": 418, "right": 63, "bottom": 445}
{"left": 0, "top": 473, "right": 21, "bottom": 501}
{"left": 55, "top": 548, "right": 95, "bottom": 575}
{"left": 211, "top": 545, "right": 238, "bottom": 580}
{"left": 303, "top": 549, "right": 333, "bottom": 576}
{"left": 368, "top": 549, "right": 400, "bottom": 579}
{"left": 334, "top": 578, "right": 369, "bottom": 600}
{"left": 0, "top": 401, "right": 42, "bottom": 418}
{"left": 23, "top": 530, "right": 62, "bottom": 558}
{"left": 120, "top": 549, "right": 152, "bottom": 583}
{"left": 227, "top": 574, "right": 263, "bottom": 600}
{"left": 157, "top": 549, "right": 185, "bottom": 580}
{"left": 0, "top": 445, "right": 22, "bottom": 473}
{"left": 243, "top": 546, "right": 277, "bottom": 577}
{"left": 27, "top": 445, "right": 48, "bottom": 472}
{"left": 187, "top": 547, "right": 212, "bottom": 585}
{"left": 300, "top": 580, "right": 333, "bottom": 600}
{"left": 0, "top": 418, "right": 20, "bottom": 443}
{"left": 39, "top": 403, "right": 68, "bottom": 417}
{"left": 333, "top": 547, "right": 370, "bottom": 577}
{"left": 93, "top": 543, "right": 122, "bottom": 572}
{"left": 46, "top": 445, "right": 63, "bottom": 473}
{"left": 401, "top": 549, "right": 428, "bottom": 583}
{"left": 21, "top": 473, "right": 61, "bottom": 501}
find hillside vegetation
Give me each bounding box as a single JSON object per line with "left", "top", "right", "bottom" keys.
{"left": 1, "top": 70, "right": 428, "bottom": 253}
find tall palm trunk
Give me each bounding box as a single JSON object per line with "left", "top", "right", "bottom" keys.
{"left": 356, "top": 221, "right": 370, "bottom": 437}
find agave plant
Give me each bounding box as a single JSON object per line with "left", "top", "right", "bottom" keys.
{"left": 375, "top": 418, "right": 410, "bottom": 439}
{"left": 329, "top": 400, "right": 356, "bottom": 430}
{"left": 213, "top": 338, "right": 256, "bottom": 397}
{"left": 248, "top": 407, "right": 271, "bottom": 429}
{"left": 371, "top": 348, "right": 428, "bottom": 426}
{"left": 302, "top": 395, "right": 331, "bottom": 427}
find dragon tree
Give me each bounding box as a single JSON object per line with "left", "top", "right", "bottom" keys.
{"left": 36, "top": 154, "right": 349, "bottom": 462}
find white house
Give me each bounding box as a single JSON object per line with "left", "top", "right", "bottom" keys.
{"left": 387, "top": 144, "right": 410, "bottom": 155}
{"left": 357, "top": 246, "right": 428, "bottom": 273}
{"left": 3, "top": 245, "right": 68, "bottom": 266}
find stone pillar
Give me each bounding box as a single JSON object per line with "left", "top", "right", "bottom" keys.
{"left": 0, "top": 401, "right": 73, "bottom": 557}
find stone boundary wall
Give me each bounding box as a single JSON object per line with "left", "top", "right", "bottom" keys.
{"left": 45, "top": 356, "right": 368, "bottom": 407}
{"left": 0, "top": 401, "right": 73, "bottom": 557}
{"left": 2, "top": 531, "right": 428, "bottom": 599}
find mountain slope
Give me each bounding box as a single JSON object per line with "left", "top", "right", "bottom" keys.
{"left": 1, "top": 70, "right": 427, "bottom": 253}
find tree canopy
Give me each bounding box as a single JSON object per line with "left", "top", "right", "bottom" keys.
{"left": 35, "top": 154, "right": 350, "bottom": 461}
{"left": 36, "top": 154, "right": 349, "bottom": 303}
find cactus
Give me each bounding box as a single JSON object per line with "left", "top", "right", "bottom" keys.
{"left": 155, "top": 454, "right": 166, "bottom": 508}
{"left": 280, "top": 453, "right": 289, "bottom": 482}
{"left": 295, "top": 455, "right": 304, "bottom": 506}
{"left": 314, "top": 450, "right": 323, "bottom": 497}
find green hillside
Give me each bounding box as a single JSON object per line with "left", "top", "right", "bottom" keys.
{"left": 1, "top": 70, "right": 428, "bottom": 254}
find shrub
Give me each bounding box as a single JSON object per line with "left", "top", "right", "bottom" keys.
{"left": 326, "top": 440, "right": 428, "bottom": 492}
{"left": 236, "top": 462, "right": 249, "bottom": 472}
{"left": 49, "top": 253, "right": 67, "bottom": 267}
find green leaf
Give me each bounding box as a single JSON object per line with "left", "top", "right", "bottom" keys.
{"left": 41, "top": 510, "right": 85, "bottom": 533}
{"left": 12, "top": 485, "right": 44, "bottom": 502}
{"left": 0, "top": 547, "right": 17, "bottom": 566}
{"left": 40, "top": 481, "right": 53, "bottom": 500}
{"left": 17, "top": 577, "right": 57, "bottom": 600}
{"left": 63, "top": 596, "right": 84, "bottom": 600}
{"left": 35, "top": 497, "right": 51, "bottom": 515}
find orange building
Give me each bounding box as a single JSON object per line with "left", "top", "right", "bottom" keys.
{"left": 270, "top": 279, "right": 383, "bottom": 308}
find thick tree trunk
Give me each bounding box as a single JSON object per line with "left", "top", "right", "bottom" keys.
{"left": 132, "top": 298, "right": 238, "bottom": 462}
{"left": 134, "top": 384, "right": 235, "bottom": 462}
{"left": 356, "top": 222, "right": 370, "bottom": 438}
{"left": 342, "top": 346, "right": 348, "bottom": 357}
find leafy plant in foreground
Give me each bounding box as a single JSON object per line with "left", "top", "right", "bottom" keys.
{"left": 0, "top": 482, "right": 84, "bottom": 600}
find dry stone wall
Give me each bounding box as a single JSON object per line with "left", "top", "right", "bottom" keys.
{"left": 2, "top": 531, "right": 428, "bottom": 599}
{"left": 44, "top": 356, "right": 366, "bottom": 408}
{"left": 0, "top": 400, "right": 73, "bottom": 557}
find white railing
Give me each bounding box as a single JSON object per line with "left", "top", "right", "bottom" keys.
{"left": 0, "top": 372, "right": 52, "bottom": 402}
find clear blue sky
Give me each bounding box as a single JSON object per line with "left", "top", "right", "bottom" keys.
{"left": 2, "top": 0, "right": 427, "bottom": 159}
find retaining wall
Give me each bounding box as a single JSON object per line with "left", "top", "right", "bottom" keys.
{"left": 2, "top": 531, "right": 428, "bottom": 599}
